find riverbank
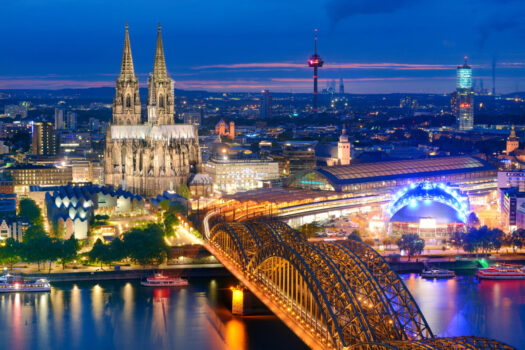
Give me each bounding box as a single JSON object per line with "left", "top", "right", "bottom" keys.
{"left": 21, "top": 264, "right": 230, "bottom": 282}
{"left": 12, "top": 253, "right": 525, "bottom": 281}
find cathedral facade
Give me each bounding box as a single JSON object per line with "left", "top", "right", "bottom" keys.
{"left": 104, "top": 25, "right": 202, "bottom": 197}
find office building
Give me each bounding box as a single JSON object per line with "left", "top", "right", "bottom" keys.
{"left": 260, "top": 90, "right": 272, "bottom": 119}
{"left": 55, "top": 107, "right": 65, "bottom": 129}
{"left": 456, "top": 58, "right": 474, "bottom": 130}
{"left": 4, "top": 164, "right": 72, "bottom": 193}
{"left": 66, "top": 111, "right": 77, "bottom": 130}
{"left": 31, "top": 121, "right": 57, "bottom": 156}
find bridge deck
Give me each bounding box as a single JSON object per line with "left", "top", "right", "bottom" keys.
{"left": 204, "top": 242, "right": 330, "bottom": 350}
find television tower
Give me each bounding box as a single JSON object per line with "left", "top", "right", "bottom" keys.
{"left": 308, "top": 29, "right": 324, "bottom": 116}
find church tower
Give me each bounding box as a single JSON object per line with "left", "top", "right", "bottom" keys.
{"left": 147, "top": 24, "right": 175, "bottom": 125}
{"left": 506, "top": 125, "right": 519, "bottom": 155}
{"left": 113, "top": 24, "right": 141, "bottom": 125}
{"left": 337, "top": 127, "right": 351, "bottom": 165}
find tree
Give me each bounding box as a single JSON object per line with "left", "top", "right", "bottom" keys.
{"left": 348, "top": 230, "right": 362, "bottom": 242}
{"left": 18, "top": 198, "right": 42, "bottom": 225}
{"left": 22, "top": 225, "right": 54, "bottom": 271}
{"left": 176, "top": 184, "right": 191, "bottom": 199}
{"left": 0, "top": 238, "right": 22, "bottom": 271}
{"left": 467, "top": 212, "right": 480, "bottom": 229}
{"left": 463, "top": 226, "right": 505, "bottom": 254}
{"left": 449, "top": 231, "right": 465, "bottom": 253}
{"left": 123, "top": 224, "right": 168, "bottom": 267}
{"left": 58, "top": 235, "right": 79, "bottom": 269}
{"left": 382, "top": 237, "right": 393, "bottom": 249}
{"left": 397, "top": 234, "right": 425, "bottom": 261}
{"left": 88, "top": 239, "right": 112, "bottom": 269}
{"left": 109, "top": 238, "right": 127, "bottom": 262}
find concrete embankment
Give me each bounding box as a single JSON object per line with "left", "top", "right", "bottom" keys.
{"left": 388, "top": 259, "right": 480, "bottom": 273}
{"left": 23, "top": 264, "right": 231, "bottom": 282}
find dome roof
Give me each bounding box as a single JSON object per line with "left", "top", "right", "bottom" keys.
{"left": 388, "top": 181, "right": 469, "bottom": 223}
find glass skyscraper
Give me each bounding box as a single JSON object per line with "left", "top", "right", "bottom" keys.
{"left": 456, "top": 58, "right": 474, "bottom": 130}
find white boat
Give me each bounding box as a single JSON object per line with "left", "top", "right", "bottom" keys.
{"left": 476, "top": 264, "right": 525, "bottom": 280}
{"left": 421, "top": 268, "right": 455, "bottom": 279}
{"left": 141, "top": 273, "right": 188, "bottom": 287}
{"left": 0, "top": 275, "right": 51, "bottom": 292}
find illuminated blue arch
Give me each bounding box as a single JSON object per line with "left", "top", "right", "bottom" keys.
{"left": 388, "top": 181, "right": 469, "bottom": 223}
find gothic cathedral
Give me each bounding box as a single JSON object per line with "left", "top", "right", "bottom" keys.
{"left": 104, "top": 25, "right": 202, "bottom": 197}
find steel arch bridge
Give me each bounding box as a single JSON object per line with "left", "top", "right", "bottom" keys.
{"left": 205, "top": 220, "right": 513, "bottom": 350}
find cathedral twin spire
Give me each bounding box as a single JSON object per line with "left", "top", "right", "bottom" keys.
{"left": 119, "top": 23, "right": 135, "bottom": 79}
{"left": 114, "top": 23, "right": 173, "bottom": 125}
{"left": 153, "top": 24, "right": 168, "bottom": 79}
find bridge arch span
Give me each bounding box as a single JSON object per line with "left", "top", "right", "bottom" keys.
{"left": 248, "top": 241, "right": 376, "bottom": 348}
{"left": 206, "top": 220, "right": 513, "bottom": 350}
{"left": 209, "top": 223, "right": 249, "bottom": 267}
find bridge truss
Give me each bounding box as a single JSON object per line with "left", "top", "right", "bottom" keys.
{"left": 207, "top": 220, "right": 514, "bottom": 350}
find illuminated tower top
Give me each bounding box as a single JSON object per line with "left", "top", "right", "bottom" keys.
{"left": 457, "top": 57, "right": 472, "bottom": 89}
{"left": 308, "top": 29, "right": 324, "bottom": 68}
{"left": 308, "top": 29, "right": 323, "bottom": 116}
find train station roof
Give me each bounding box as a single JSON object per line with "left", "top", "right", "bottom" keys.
{"left": 310, "top": 156, "right": 495, "bottom": 188}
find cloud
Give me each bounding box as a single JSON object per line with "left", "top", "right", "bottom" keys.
{"left": 0, "top": 78, "right": 114, "bottom": 89}
{"left": 325, "top": 0, "right": 420, "bottom": 24}
{"left": 194, "top": 62, "right": 462, "bottom": 71}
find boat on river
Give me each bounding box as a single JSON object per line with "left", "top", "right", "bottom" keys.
{"left": 476, "top": 263, "right": 525, "bottom": 280}
{"left": 421, "top": 268, "right": 455, "bottom": 279}
{"left": 0, "top": 274, "right": 51, "bottom": 292}
{"left": 141, "top": 273, "right": 188, "bottom": 287}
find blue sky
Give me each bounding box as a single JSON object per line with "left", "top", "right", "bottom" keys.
{"left": 1, "top": 0, "right": 525, "bottom": 93}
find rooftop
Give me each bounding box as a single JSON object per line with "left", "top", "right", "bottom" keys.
{"left": 316, "top": 156, "right": 495, "bottom": 186}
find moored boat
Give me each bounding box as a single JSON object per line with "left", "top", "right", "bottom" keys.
{"left": 141, "top": 273, "right": 188, "bottom": 287}
{"left": 476, "top": 263, "right": 525, "bottom": 280}
{"left": 421, "top": 268, "right": 455, "bottom": 279}
{"left": 0, "top": 274, "right": 51, "bottom": 292}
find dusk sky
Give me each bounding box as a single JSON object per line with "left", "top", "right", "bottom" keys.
{"left": 2, "top": 0, "right": 525, "bottom": 93}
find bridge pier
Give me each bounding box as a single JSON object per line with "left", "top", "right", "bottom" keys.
{"left": 230, "top": 285, "right": 268, "bottom": 316}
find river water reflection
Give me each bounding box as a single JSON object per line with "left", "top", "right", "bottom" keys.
{"left": 0, "top": 274, "right": 522, "bottom": 350}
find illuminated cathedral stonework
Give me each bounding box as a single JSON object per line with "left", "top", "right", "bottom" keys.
{"left": 105, "top": 25, "right": 202, "bottom": 196}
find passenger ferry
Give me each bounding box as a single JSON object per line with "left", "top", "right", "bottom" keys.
{"left": 0, "top": 274, "right": 51, "bottom": 292}
{"left": 141, "top": 273, "right": 188, "bottom": 287}
{"left": 476, "top": 264, "right": 525, "bottom": 280}
{"left": 421, "top": 268, "right": 455, "bottom": 279}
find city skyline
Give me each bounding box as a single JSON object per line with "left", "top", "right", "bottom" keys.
{"left": 2, "top": 0, "right": 525, "bottom": 93}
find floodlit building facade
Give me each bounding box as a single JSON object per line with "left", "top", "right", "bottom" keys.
{"left": 204, "top": 157, "right": 279, "bottom": 194}
{"left": 104, "top": 25, "right": 202, "bottom": 197}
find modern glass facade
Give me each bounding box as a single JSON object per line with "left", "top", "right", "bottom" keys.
{"left": 456, "top": 60, "right": 474, "bottom": 130}
{"left": 457, "top": 65, "right": 472, "bottom": 89}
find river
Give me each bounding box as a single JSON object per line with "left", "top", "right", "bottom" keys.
{"left": 0, "top": 273, "right": 522, "bottom": 350}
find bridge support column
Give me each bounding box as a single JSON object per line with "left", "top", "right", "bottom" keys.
{"left": 231, "top": 285, "right": 268, "bottom": 316}
{"left": 231, "top": 285, "right": 245, "bottom": 315}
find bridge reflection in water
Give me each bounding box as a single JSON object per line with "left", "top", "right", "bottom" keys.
{"left": 204, "top": 220, "right": 513, "bottom": 350}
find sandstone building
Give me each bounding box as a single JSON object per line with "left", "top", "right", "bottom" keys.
{"left": 104, "top": 25, "right": 202, "bottom": 196}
